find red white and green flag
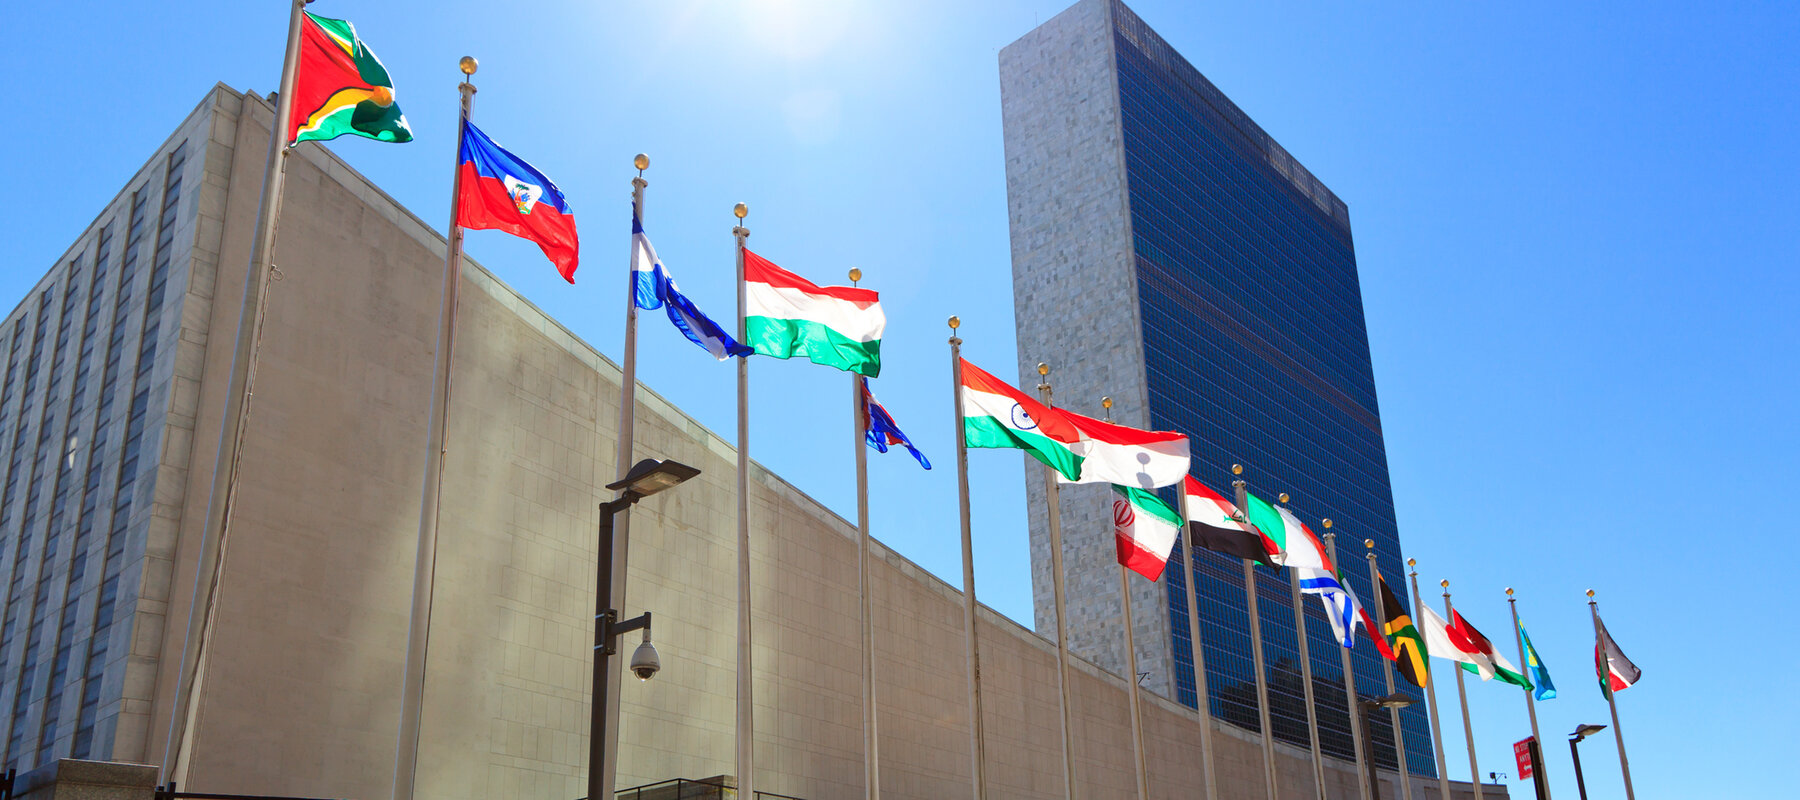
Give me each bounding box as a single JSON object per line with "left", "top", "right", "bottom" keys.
{"left": 1112, "top": 485, "right": 1181, "bottom": 580}
{"left": 1419, "top": 604, "right": 1531, "bottom": 688}
{"left": 287, "top": 13, "right": 413, "bottom": 146}
{"left": 743, "top": 250, "right": 883, "bottom": 377}
{"left": 958, "top": 359, "right": 1084, "bottom": 480}
{"left": 1055, "top": 411, "right": 1189, "bottom": 490}
{"left": 1594, "top": 615, "right": 1641, "bottom": 696}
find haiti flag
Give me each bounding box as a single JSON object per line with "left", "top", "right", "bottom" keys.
{"left": 456, "top": 122, "right": 579, "bottom": 282}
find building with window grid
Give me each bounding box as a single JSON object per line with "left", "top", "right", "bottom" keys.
{"left": 1001, "top": 0, "right": 1437, "bottom": 782}
{"left": 2, "top": 77, "right": 1500, "bottom": 800}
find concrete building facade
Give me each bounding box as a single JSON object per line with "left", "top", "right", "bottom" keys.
{"left": 1001, "top": 0, "right": 1436, "bottom": 781}
{"left": 0, "top": 81, "right": 1503, "bottom": 800}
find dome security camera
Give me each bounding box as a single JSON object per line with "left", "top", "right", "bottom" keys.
{"left": 629, "top": 637, "right": 660, "bottom": 681}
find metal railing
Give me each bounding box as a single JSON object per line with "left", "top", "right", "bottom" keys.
{"left": 154, "top": 782, "right": 349, "bottom": 800}
{"left": 608, "top": 778, "right": 806, "bottom": 800}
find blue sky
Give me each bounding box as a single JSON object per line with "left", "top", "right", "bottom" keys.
{"left": 8, "top": 1, "right": 1797, "bottom": 797}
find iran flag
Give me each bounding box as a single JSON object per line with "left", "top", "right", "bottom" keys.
{"left": 1113, "top": 485, "right": 1181, "bottom": 580}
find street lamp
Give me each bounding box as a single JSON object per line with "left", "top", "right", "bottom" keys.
{"left": 1357, "top": 692, "right": 1415, "bottom": 800}
{"left": 588, "top": 458, "right": 700, "bottom": 800}
{"left": 1569, "top": 724, "right": 1608, "bottom": 800}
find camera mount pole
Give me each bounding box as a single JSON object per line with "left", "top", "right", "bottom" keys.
{"left": 590, "top": 495, "right": 651, "bottom": 800}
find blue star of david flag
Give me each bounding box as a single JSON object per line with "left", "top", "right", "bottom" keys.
{"left": 862, "top": 377, "right": 930, "bottom": 469}
{"left": 631, "top": 211, "right": 751, "bottom": 360}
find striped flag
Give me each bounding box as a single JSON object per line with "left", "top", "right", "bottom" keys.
{"left": 1594, "top": 615, "right": 1640, "bottom": 696}
{"left": 632, "top": 213, "right": 750, "bottom": 360}
{"left": 1181, "top": 478, "right": 1279, "bottom": 567}
{"left": 861, "top": 378, "right": 928, "bottom": 469}
{"left": 744, "top": 250, "right": 884, "bottom": 376}
{"left": 1112, "top": 485, "right": 1181, "bottom": 580}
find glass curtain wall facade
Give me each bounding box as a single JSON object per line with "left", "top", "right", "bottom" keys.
{"left": 1002, "top": 0, "right": 1434, "bottom": 779}
{"left": 1113, "top": 3, "right": 1431, "bottom": 774}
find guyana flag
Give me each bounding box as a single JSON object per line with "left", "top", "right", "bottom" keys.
{"left": 1378, "top": 571, "right": 1429, "bottom": 687}
{"left": 286, "top": 12, "right": 413, "bottom": 146}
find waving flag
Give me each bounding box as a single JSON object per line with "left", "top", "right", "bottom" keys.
{"left": 632, "top": 213, "right": 750, "bottom": 359}
{"left": 1378, "top": 572, "right": 1429, "bottom": 687}
{"left": 1112, "top": 485, "right": 1181, "bottom": 580}
{"left": 1594, "top": 615, "right": 1640, "bottom": 696}
{"left": 744, "top": 250, "right": 884, "bottom": 376}
{"left": 1518, "top": 618, "right": 1557, "bottom": 701}
{"left": 1181, "top": 478, "right": 1279, "bottom": 567}
{"left": 287, "top": 12, "right": 413, "bottom": 146}
{"left": 958, "top": 358, "right": 1084, "bottom": 480}
{"left": 456, "top": 122, "right": 579, "bottom": 281}
{"left": 861, "top": 378, "right": 929, "bottom": 469}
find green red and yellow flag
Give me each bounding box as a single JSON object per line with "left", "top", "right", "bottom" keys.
{"left": 1378, "top": 570, "right": 1429, "bottom": 687}
{"left": 287, "top": 12, "right": 413, "bottom": 146}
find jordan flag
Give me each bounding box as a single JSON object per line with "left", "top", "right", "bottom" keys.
{"left": 1594, "top": 615, "right": 1641, "bottom": 696}
{"left": 456, "top": 122, "right": 580, "bottom": 282}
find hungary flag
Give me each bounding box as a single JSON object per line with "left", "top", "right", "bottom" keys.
{"left": 959, "top": 358, "right": 1083, "bottom": 480}
{"left": 744, "top": 249, "right": 883, "bottom": 376}
{"left": 287, "top": 13, "right": 413, "bottom": 146}
{"left": 1182, "top": 478, "right": 1278, "bottom": 567}
{"left": 1112, "top": 485, "right": 1180, "bottom": 580}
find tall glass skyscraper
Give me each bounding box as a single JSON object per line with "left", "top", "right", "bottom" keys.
{"left": 1001, "top": 0, "right": 1434, "bottom": 778}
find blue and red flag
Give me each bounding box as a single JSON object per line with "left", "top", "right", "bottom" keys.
{"left": 456, "top": 121, "right": 579, "bottom": 282}
{"left": 861, "top": 377, "right": 929, "bottom": 469}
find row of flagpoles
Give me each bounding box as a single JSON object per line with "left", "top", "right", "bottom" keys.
{"left": 160, "top": 6, "right": 1645, "bottom": 800}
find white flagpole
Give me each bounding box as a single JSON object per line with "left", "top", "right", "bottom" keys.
{"left": 1099, "top": 399, "right": 1149, "bottom": 800}
{"left": 1365, "top": 543, "right": 1413, "bottom": 800}
{"left": 1324, "top": 527, "right": 1372, "bottom": 800}
{"left": 1035, "top": 363, "right": 1079, "bottom": 800}
{"left": 947, "top": 319, "right": 988, "bottom": 800}
{"left": 599, "top": 153, "right": 650, "bottom": 798}
{"left": 162, "top": 0, "right": 310, "bottom": 782}
{"left": 1408, "top": 561, "right": 1453, "bottom": 800}
{"left": 1507, "top": 589, "right": 1549, "bottom": 800}
{"left": 1589, "top": 591, "right": 1636, "bottom": 800}
{"left": 732, "top": 203, "right": 755, "bottom": 798}
{"left": 851, "top": 271, "right": 881, "bottom": 800}
{"left": 1173, "top": 488, "right": 1220, "bottom": 800}
{"left": 1442, "top": 583, "right": 1484, "bottom": 800}
{"left": 393, "top": 58, "right": 478, "bottom": 800}
{"left": 1232, "top": 469, "right": 1279, "bottom": 800}
{"left": 1279, "top": 495, "right": 1326, "bottom": 800}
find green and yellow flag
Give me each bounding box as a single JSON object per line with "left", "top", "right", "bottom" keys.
{"left": 286, "top": 12, "right": 413, "bottom": 146}
{"left": 1378, "top": 571, "right": 1429, "bottom": 687}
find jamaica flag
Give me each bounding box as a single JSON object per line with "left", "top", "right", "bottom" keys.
{"left": 286, "top": 12, "right": 413, "bottom": 146}
{"left": 1379, "top": 571, "right": 1429, "bottom": 687}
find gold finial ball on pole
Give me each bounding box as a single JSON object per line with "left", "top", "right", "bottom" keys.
{"left": 733, "top": 202, "right": 748, "bottom": 219}
{"left": 1441, "top": 579, "right": 1450, "bottom": 588}
{"left": 1037, "top": 362, "right": 1049, "bottom": 376}
{"left": 848, "top": 268, "right": 862, "bottom": 283}
{"left": 1407, "top": 558, "right": 1416, "bottom": 567}
{"left": 459, "top": 56, "right": 479, "bottom": 75}
{"left": 1364, "top": 538, "right": 1374, "bottom": 549}
{"left": 1506, "top": 587, "right": 1515, "bottom": 596}
{"left": 1587, "top": 589, "right": 1596, "bottom": 598}
{"left": 1278, "top": 493, "right": 1289, "bottom": 504}
{"left": 1102, "top": 396, "right": 1113, "bottom": 410}
{"left": 1322, "top": 518, "right": 1333, "bottom": 529}
{"left": 948, "top": 315, "right": 961, "bottom": 329}
{"left": 1232, "top": 464, "right": 1243, "bottom": 476}
{"left": 634, "top": 153, "right": 650, "bottom": 171}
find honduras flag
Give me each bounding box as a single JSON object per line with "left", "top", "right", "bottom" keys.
{"left": 632, "top": 212, "right": 751, "bottom": 360}
{"left": 861, "top": 377, "right": 929, "bottom": 469}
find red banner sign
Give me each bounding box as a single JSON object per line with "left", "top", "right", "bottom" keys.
{"left": 1513, "top": 737, "right": 1535, "bottom": 779}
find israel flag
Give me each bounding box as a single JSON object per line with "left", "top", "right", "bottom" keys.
{"left": 632, "top": 212, "right": 751, "bottom": 360}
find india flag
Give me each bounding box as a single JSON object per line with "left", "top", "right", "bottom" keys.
{"left": 744, "top": 249, "right": 884, "bottom": 376}
{"left": 959, "top": 358, "right": 1084, "bottom": 481}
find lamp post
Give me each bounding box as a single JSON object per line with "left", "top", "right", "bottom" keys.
{"left": 1358, "top": 693, "right": 1415, "bottom": 800}
{"left": 1568, "top": 724, "right": 1606, "bottom": 800}
{"left": 589, "top": 458, "right": 701, "bottom": 800}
